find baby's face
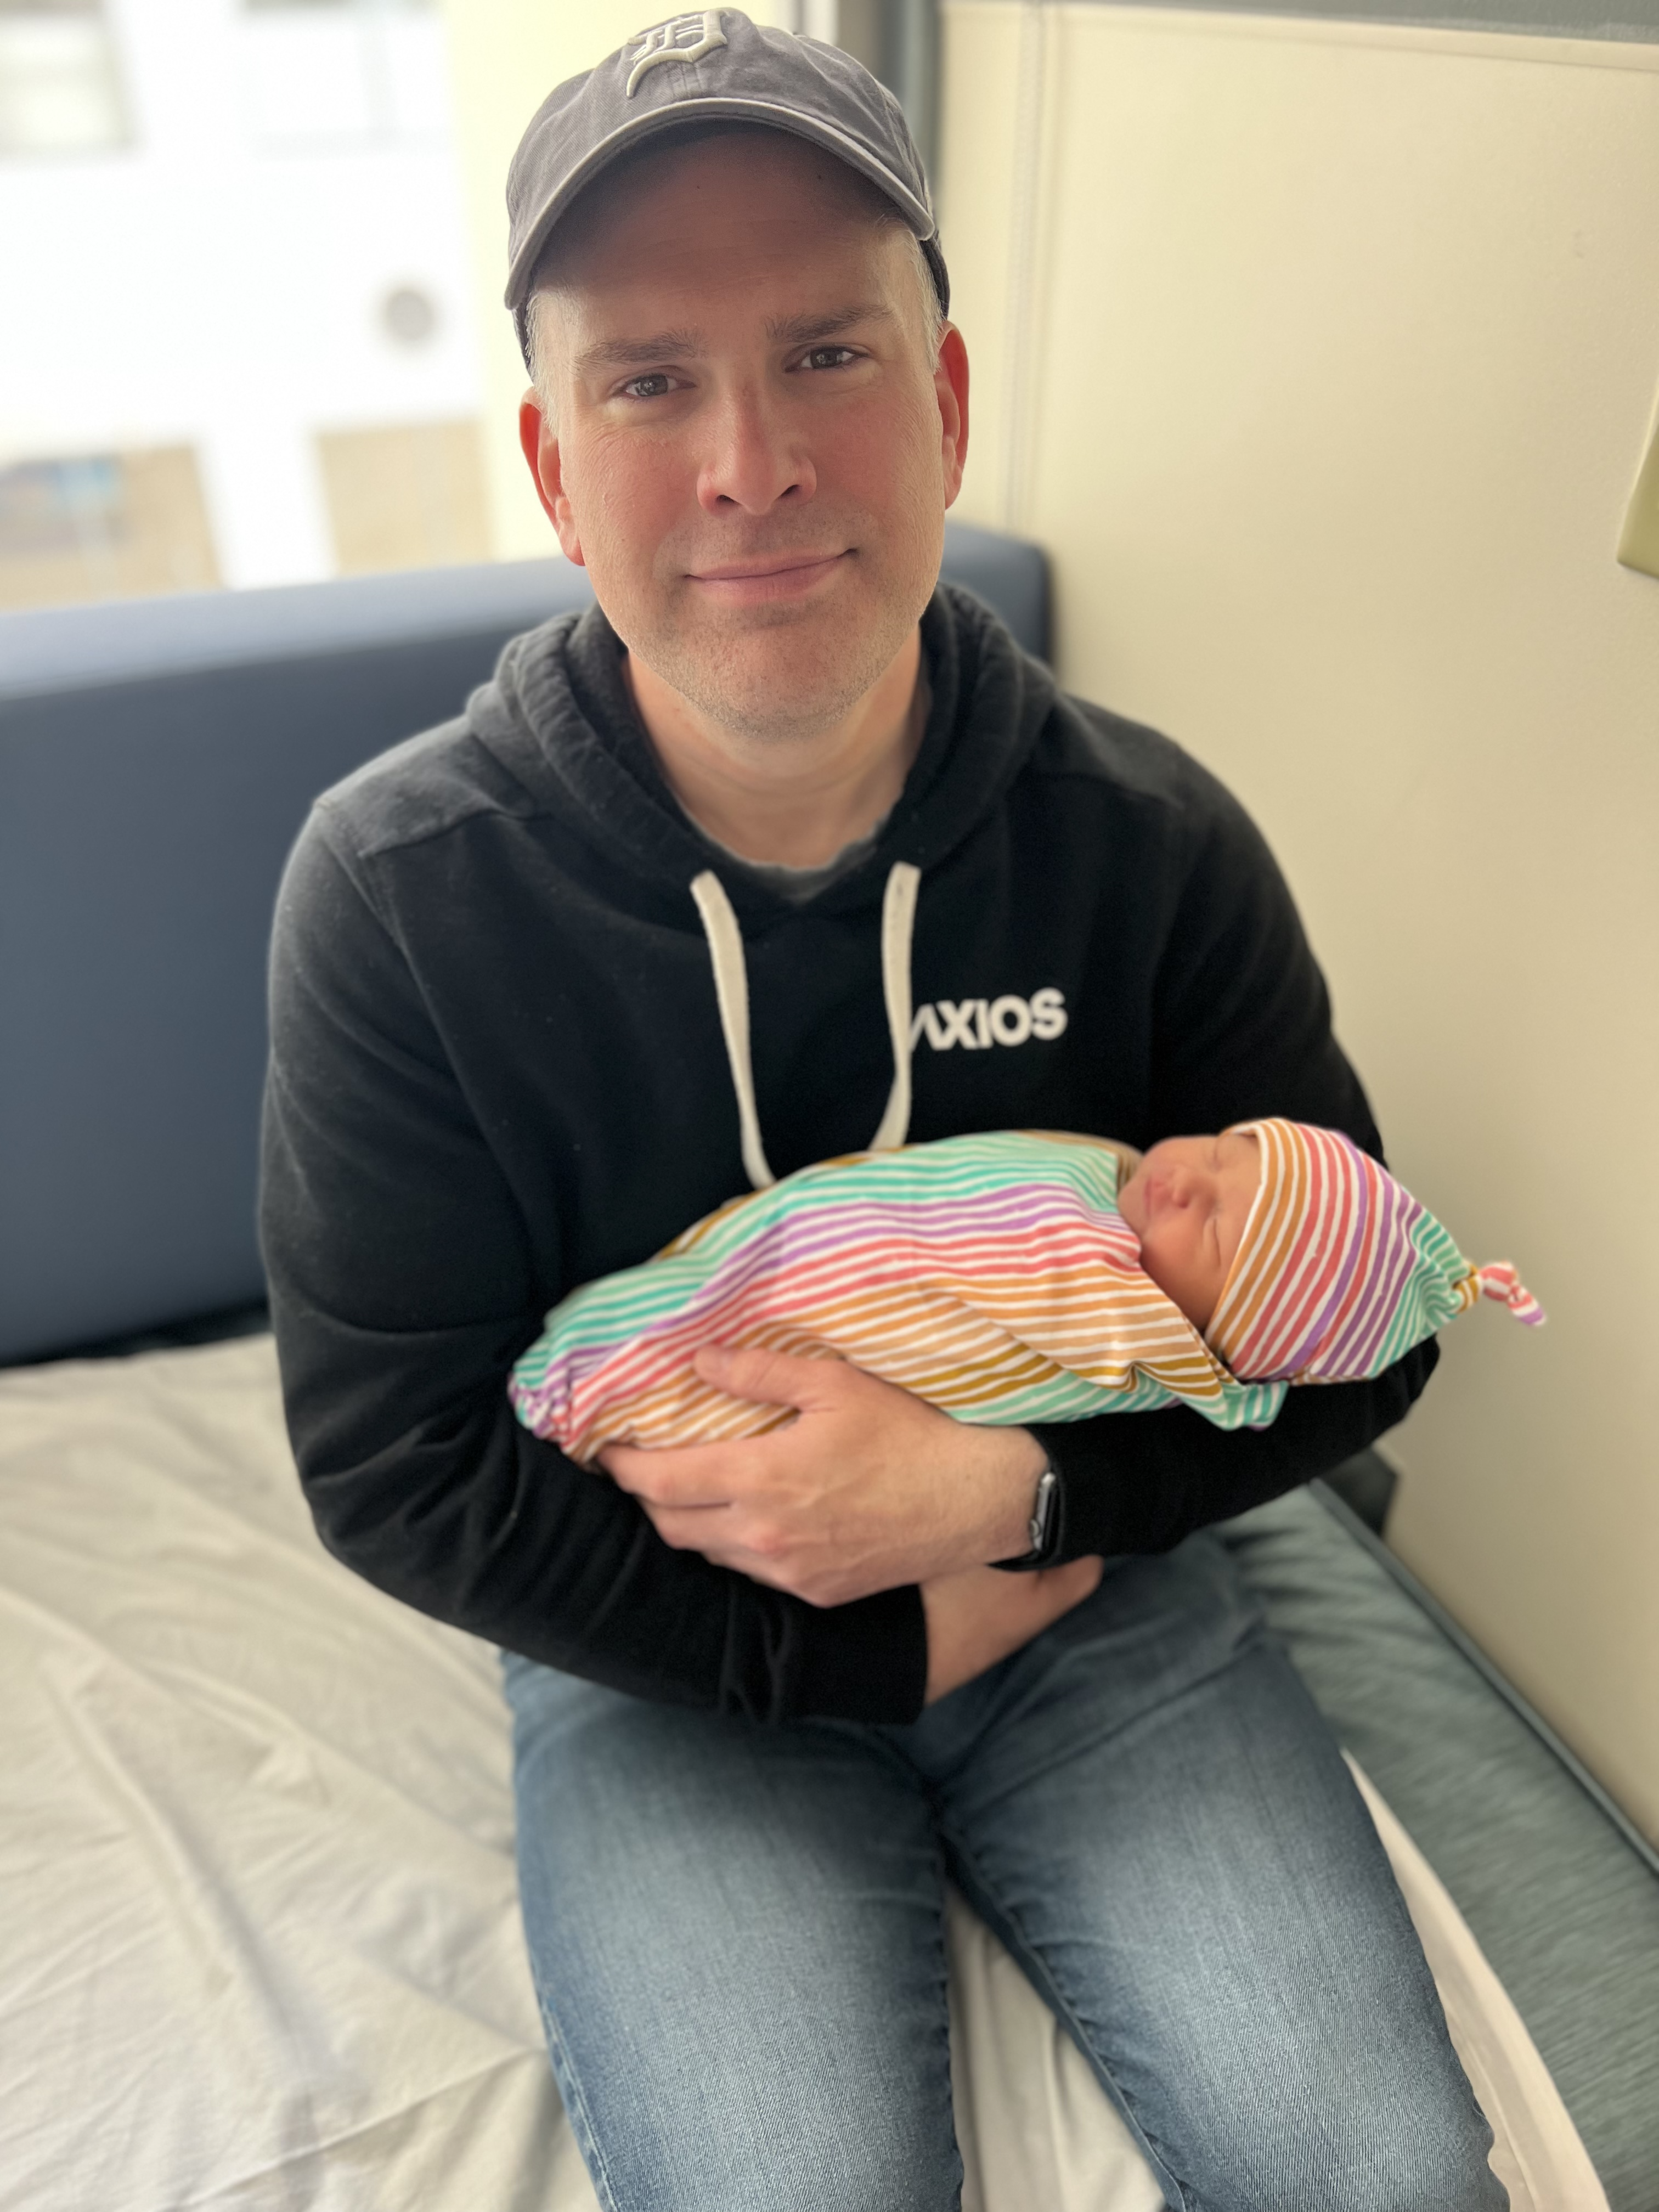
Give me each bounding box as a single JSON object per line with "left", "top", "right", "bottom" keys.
{"left": 1116, "top": 1131, "right": 1261, "bottom": 1331}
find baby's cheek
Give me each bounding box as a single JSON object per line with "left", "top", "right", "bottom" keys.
{"left": 1140, "top": 1237, "right": 1217, "bottom": 1331}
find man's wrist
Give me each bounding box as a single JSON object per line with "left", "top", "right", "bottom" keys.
{"left": 966, "top": 1426, "right": 1064, "bottom": 1572}
{"left": 966, "top": 1424, "right": 1051, "bottom": 1560}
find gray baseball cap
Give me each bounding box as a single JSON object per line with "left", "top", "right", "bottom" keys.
{"left": 504, "top": 8, "right": 947, "bottom": 360}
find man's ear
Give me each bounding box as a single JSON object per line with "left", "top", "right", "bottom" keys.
{"left": 518, "top": 391, "right": 585, "bottom": 567}
{"left": 935, "top": 325, "right": 970, "bottom": 512}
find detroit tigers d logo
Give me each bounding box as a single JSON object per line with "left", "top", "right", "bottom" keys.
{"left": 625, "top": 12, "right": 729, "bottom": 97}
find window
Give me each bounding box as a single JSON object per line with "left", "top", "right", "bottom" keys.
{"left": 0, "top": 0, "right": 126, "bottom": 159}
{"left": 240, "top": 0, "right": 444, "bottom": 144}
{"left": 242, "top": 0, "right": 433, "bottom": 10}
{"left": 2, "top": 0, "right": 483, "bottom": 608}
{"left": 0, "top": 449, "right": 220, "bottom": 610}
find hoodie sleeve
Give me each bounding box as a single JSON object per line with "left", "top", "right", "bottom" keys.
{"left": 259, "top": 812, "right": 927, "bottom": 1724}
{"left": 1029, "top": 757, "right": 1438, "bottom": 1554}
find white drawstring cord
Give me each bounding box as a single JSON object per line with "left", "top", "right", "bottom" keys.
{"left": 689, "top": 861, "right": 921, "bottom": 1192}
{"left": 867, "top": 862, "right": 920, "bottom": 1154}
{"left": 690, "top": 870, "right": 775, "bottom": 1189}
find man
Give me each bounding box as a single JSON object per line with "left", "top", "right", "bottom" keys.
{"left": 261, "top": 14, "right": 1505, "bottom": 2207}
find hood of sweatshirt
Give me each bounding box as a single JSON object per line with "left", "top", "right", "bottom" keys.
{"left": 467, "top": 583, "right": 1060, "bottom": 928}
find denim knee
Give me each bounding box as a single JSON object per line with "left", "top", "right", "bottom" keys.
{"left": 1164, "top": 2090, "right": 1505, "bottom": 2212}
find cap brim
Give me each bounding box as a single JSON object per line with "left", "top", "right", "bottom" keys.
{"left": 504, "top": 97, "right": 936, "bottom": 310}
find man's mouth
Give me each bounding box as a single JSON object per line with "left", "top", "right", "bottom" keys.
{"left": 688, "top": 550, "right": 850, "bottom": 601}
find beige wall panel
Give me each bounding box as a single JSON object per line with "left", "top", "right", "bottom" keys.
{"left": 438, "top": 1, "right": 645, "bottom": 563}
{"left": 941, "top": 3, "right": 1659, "bottom": 1835}
{"left": 934, "top": 4, "right": 1025, "bottom": 527}
{"left": 318, "top": 419, "right": 490, "bottom": 575}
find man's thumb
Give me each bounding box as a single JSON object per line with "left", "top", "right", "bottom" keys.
{"left": 693, "top": 1341, "right": 840, "bottom": 1409}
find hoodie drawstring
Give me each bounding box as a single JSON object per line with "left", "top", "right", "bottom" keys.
{"left": 689, "top": 863, "right": 921, "bottom": 1191}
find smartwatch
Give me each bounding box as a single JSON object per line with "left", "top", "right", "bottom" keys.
{"left": 990, "top": 1461, "right": 1064, "bottom": 1572}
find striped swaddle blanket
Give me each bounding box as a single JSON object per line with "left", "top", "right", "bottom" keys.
{"left": 510, "top": 1130, "right": 1286, "bottom": 1465}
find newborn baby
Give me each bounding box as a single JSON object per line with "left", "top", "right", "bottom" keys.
{"left": 510, "top": 1119, "right": 1541, "bottom": 1465}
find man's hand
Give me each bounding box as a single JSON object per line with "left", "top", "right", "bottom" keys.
{"left": 599, "top": 1343, "right": 1049, "bottom": 1606}
{"left": 919, "top": 1559, "right": 1105, "bottom": 1704}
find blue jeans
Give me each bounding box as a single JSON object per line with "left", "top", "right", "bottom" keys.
{"left": 503, "top": 1532, "right": 1504, "bottom": 2211}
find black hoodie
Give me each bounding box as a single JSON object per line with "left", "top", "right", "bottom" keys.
{"left": 260, "top": 587, "right": 1434, "bottom": 1723}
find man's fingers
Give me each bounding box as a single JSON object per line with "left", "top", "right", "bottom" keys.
{"left": 596, "top": 1351, "right": 825, "bottom": 1503}
{"left": 692, "top": 1341, "right": 842, "bottom": 1410}
{"left": 601, "top": 1439, "right": 744, "bottom": 1506}
{"left": 638, "top": 1499, "right": 803, "bottom": 1584}
{"left": 639, "top": 1500, "right": 736, "bottom": 1553}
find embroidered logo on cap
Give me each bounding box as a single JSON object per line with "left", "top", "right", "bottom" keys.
{"left": 625, "top": 11, "right": 727, "bottom": 97}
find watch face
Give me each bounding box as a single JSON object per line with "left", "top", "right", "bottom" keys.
{"left": 1029, "top": 1466, "right": 1058, "bottom": 1553}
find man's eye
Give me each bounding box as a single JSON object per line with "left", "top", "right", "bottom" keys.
{"left": 799, "top": 346, "right": 859, "bottom": 371}
{"left": 618, "top": 373, "right": 679, "bottom": 400}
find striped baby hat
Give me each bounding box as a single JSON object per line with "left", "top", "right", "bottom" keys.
{"left": 1205, "top": 1119, "right": 1543, "bottom": 1385}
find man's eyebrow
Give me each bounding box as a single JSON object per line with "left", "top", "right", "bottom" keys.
{"left": 764, "top": 303, "right": 894, "bottom": 346}
{"left": 571, "top": 329, "right": 704, "bottom": 378}
{"left": 570, "top": 302, "right": 895, "bottom": 382}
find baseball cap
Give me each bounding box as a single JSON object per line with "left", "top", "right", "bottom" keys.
{"left": 504, "top": 8, "right": 948, "bottom": 362}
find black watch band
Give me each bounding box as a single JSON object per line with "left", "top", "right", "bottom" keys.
{"left": 990, "top": 1462, "right": 1064, "bottom": 1572}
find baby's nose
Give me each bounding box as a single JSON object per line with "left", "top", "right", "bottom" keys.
{"left": 1172, "top": 1166, "right": 1213, "bottom": 1207}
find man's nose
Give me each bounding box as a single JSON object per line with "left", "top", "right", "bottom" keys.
{"left": 696, "top": 383, "right": 815, "bottom": 514}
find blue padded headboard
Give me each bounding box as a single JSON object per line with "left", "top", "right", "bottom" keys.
{"left": 0, "top": 522, "right": 1048, "bottom": 1365}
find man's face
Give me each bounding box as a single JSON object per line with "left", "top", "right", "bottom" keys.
{"left": 521, "top": 131, "right": 969, "bottom": 741}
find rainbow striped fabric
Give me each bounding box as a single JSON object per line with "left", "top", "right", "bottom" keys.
{"left": 509, "top": 1130, "right": 1286, "bottom": 1464}
{"left": 1207, "top": 1119, "right": 1544, "bottom": 1384}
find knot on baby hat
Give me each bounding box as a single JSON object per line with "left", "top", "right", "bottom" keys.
{"left": 1205, "top": 1119, "right": 1543, "bottom": 1385}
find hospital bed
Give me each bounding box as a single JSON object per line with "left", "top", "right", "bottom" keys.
{"left": 3, "top": 531, "right": 1655, "bottom": 2210}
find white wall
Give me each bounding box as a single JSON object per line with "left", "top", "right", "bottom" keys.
{"left": 940, "top": 1, "right": 1659, "bottom": 1837}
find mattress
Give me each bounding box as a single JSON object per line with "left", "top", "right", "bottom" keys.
{"left": 1226, "top": 1485, "right": 1659, "bottom": 2209}
{"left": 0, "top": 1335, "right": 1612, "bottom": 2210}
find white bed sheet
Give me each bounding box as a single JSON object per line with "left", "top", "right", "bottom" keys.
{"left": 0, "top": 1336, "right": 1602, "bottom": 2211}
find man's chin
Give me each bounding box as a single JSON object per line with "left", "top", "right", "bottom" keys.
{"left": 673, "top": 665, "right": 878, "bottom": 742}
{"left": 686, "top": 583, "right": 857, "bottom": 638}
{"left": 646, "top": 615, "right": 901, "bottom": 741}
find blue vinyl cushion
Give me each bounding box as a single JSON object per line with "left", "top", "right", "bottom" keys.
{"left": 0, "top": 525, "right": 1048, "bottom": 1363}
